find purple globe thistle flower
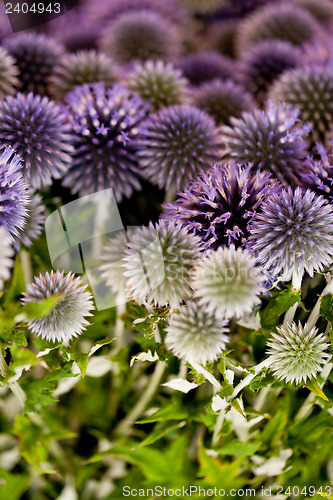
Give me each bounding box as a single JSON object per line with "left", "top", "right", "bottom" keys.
{"left": 15, "top": 190, "right": 46, "bottom": 249}
{"left": 303, "top": 35, "right": 333, "bottom": 66}
{"left": 49, "top": 50, "right": 119, "bottom": 100}
{"left": 0, "top": 147, "right": 29, "bottom": 242}
{"left": 62, "top": 83, "right": 150, "bottom": 201}
{"left": 88, "top": 0, "right": 186, "bottom": 27}
{"left": 236, "top": 3, "right": 320, "bottom": 56}
{"left": 302, "top": 143, "right": 333, "bottom": 202}
{"left": 163, "top": 161, "right": 277, "bottom": 251}
{"left": 0, "top": 227, "right": 14, "bottom": 290}
{"left": 267, "top": 322, "right": 330, "bottom": 385}
{"left": 292, "top": 0, "right": 333, "bottom": 26}
{"left": 3, "top": 32, "right": 64, "bottom": 96}
{"left": 127, "top": 60, "right": 189, "bottom": 111}
{"left": 220, "top": 101, "right": 311, "bottom": 186}
{"left": 123, "top": 220, "right": 202, "bottom": 308}
{"left": 0, "top": 47, "right": 19, "bottom": 98}
{"left": 177, "top": 51, "right": 237, "bottom": 87}
{"left": 138, "top": 104, "right": 223, "bottom": 192}
{"left": 21, "top": 270, "right": 95, "bottom": 343}
{"left": 0, "top": 93, "right": 73, "bottom": 189}
{"left": 248, "top": 187, "right": 333, "bottom": 283}
{"left": 239, "top": 40, "right": 301, "bottom": 103}
{"left": 190, "top": 78, "right": 254, "bottom": 126}
{"left": 191, "top": 245, "right": 266, "bottom": 319}
{"left": 165, "top": 301, "right": 229, "bottom": 366}
{"left": 269, "top": 64, "right": 333, "bottom": 144}
{"left": 98, "top": 10, "right": 181, "bottom": 65}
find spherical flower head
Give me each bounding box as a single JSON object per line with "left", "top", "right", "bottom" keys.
{"left": 123, "top": 220, "right": 202, "bottom": 308}
{"left": 191, "top": 78, "right": 254, "bottom": 126}
{"left": 21, "top": 270, "right": 95, "bottom": 343}
{"left": 98, "top": 10, "right": 181, "bottom": 65}
{"left": 0, "top": 147, "right": 29, "bottom": 241}
{"left": 302, "top": 143, "right": 333, "bottom": 202}
{"left": 165, "top": 301, "right": 229, "bottom": 365}
{"left": 0, "top": 46, "right": 18, "bottom": 98}
{"left": 220, "top": 101, "right": 311, "bottom": 186}
{"left": 15, "top": 190, "right": 46, "bottom": 249}
{"left": 100, "top": 229, "right": 133, "bottom": 297}
{"left": 0, "top": 227, "right": 14, "bottom": 290}
{"left": 63, "top": 82, "right": 149, "bottom": 201}
{"left": 0, "top": 93, "right": 73, "bottom": 189}
{"left": 239, "top": 40, "right": 301, "bottom": 103}
{"left": 267, "top": 322, "right": 330, "bottom": 385}
{"left": 177, "top": 51, "right": 237, "bottom": 87}
{"left": 249, "top": 187, "right": 333, "bottom": 282}
{"left": 127, "top": 60, "right": 188, "bottom": 111}
{"left": 49, "top": 50, "right": 119, "bottom": 100}
{"left": 269, "top": 64, "right": 333, "bottom": 144}
{"left": 163, "top": 161, "right": 277, "bottom": 251}
{"left": 303, "top": 35, "right": 333, "bottom": 66}
{"left": 236, "top": 3, "right": 320, "bottom": 56}
{"left": 138, "top": 104, "right": 223, "bottom": 192}
{"left": 191, "top": 245, "right": 266, "bottom": 319}
{"left": 3, "top": 32, "right": 64, "bottom": 96}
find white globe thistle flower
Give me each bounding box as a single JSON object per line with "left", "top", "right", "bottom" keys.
{"left": 165, "top": 301, "right": 229, "bottom": 365}
{"left": 191, "top": 245, "right": 266, "bottom": 319}
{"left": 100, "top": 230, "right": 133, "bottom": 297}
{"left": 123, "top": 220, "right": 202, "bottom": 308}
{"left": 267, "top": 322, "right": 331, "bottom": 385}
{"left": 0, "top": 227, "right": 14, "bottom": 290}
{"left": 21, "top": 270, "right": 95, "bottom": 343}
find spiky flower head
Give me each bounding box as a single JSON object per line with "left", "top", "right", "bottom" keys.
{"left": 302, "top": 143, "right": 333, "bottom": 202}
{"left": 236, "top": 3, "right": 320, "bottom": 56}
{"left": 21, "top": 270, "right": 95, "bottom": 343}
{"left": 0, "top": 93, "right": 73, "bottom": 189}
{"left": 123, "top": 220, "right": 202, "bottom": 308}
{"left": 62, "top": 82, "right": 149, "bottom": 201}
{"left": 177, "top": 51, "right": 237, "bottom": 87}
{"left": 3, "top": 32, "right": 64, "bottom": 96}
{"left": 100, "top": 230, "right": 133, "bottom": 297}
{"left": 191, "top": 245, "right": 266, "bottom": 319}
{"left": 303, "top": 35, "right": 333, "bottom": 66}
{"left": 0, "top": 227, "right": 14, "bottom": 290}
{"left": 99, "top": 10, "right": 181, "bottom": 65}
{"left": 292, "top": 0, "right": 333, "bottom": 26}
{"left": 49, "top": 50, "right": 119, "bottom": 100}
{"left": 191, "top": 78, "right": 254, "bottom": 126}
{"left": 138, "top": 104, "right": 223, "bottom": 191}
{"left": 15, "top": 190, "right": 46, "bottom": 249}
{"left": 220, "top": 101, "right": 311, "bottom": 186}
{"left": 239, "top": 40, "right": 301, "bottom": 103}
{"left": 165, "top": 301, "right": 229, "bottom": 365}
{"left": 267, "top": 322, "right": 330, "bottom": 385}
{"left": 249, "top": 187, "right": 333, "bottom": 282}
{"left": 0, "top": 147, "right": 29, "bottom": 241}
{"left": 269, "top": 64, "right": 333, "bottom": 143}
{"left": 163, "top": 161, "right": 277, "bottom": 251}
{"left": 0, "top": 46, "right": 18, "bottom": 98}
{"left": 127, "top": 60, "right": 188, "bottom": 111}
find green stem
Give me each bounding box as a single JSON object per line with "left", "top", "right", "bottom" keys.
{"left": 227, "top": 358, "right": 273, "bottom": 402}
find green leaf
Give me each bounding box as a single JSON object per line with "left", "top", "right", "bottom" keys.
{"left": 136, "top": 403, "right": 190, "bottom": 423}
{"left": 133, "top": 421, "right": 186, "bottom": 449}
{"left": 320, "top": 295, "right": 333, "bottom": 325}
{"left": 0, "top": 469, "right": 29, "bottom": 500}
{"left": 0, "top": 329, "right": 27, "bottom": 346}
{"left": 89, "top": 337, "right": 115, "bottom": 356}
{"left": 22, "top": 294, "right": 63, "bottom": 320}
{"left": 215, "top": 440, "right": 261, "bottom": 457}
{"left": 3, "top": 255, "right": 25, "bottom": 305}
{"left": 197, "top": 448, "right": 246, "bottom": 489}
{"left": 260, "top": 285, "right": 301, "bottom": 328}
{"left": 69, "top": 340, "right": 88, "bottom": 377}
{"left": 305, "top": 378, "right": 330, "bottom": 402}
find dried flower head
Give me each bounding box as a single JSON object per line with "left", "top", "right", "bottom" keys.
{"left": 22, "top": 270, "right": 95, "bottom": 343}
{"left": 191, "top": 245, "right": 266, "bottom": 319}
{"left": 249, "top": 187, "right": 333, "bottom": 282}
{"left": 123, "top": 220, "right": 202, "bottom": 308}
{"left": 165, "top": 301, "right": 229, "bottom": 365}
{"left": 267, "top": 322, "right": 330, "bottom": 385}
{"left": 0, "top": 93, "right": 73, "bottom": 188}
{"left": 138, "top": 104, "right": 223, "bottom": 191}
{"left": 49, "top": 50, "right": 119, "bottom": 100}
{"left": 220, "top": 101, "right": 311, "bottom": 186}
{"left": 163, "top": 161, "right": 277, "bottom": 251}
{"left": 63, "top": 83, "right": 149, "bottom": 201}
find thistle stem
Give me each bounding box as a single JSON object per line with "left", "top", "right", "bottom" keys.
{"left": 212, "top": 407, "right": 226, "bottom": 448}
{"left": 227, "top": 358, "right": 273, "bottom": 401}
{"left": 191, "top": 362, "right": 222, "bottom": 391}
{"left": 283, "top": 272, "right": 302, "bottom": 327}
{"left": 305, "top": 281, "right": 333, "bottom": 333}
